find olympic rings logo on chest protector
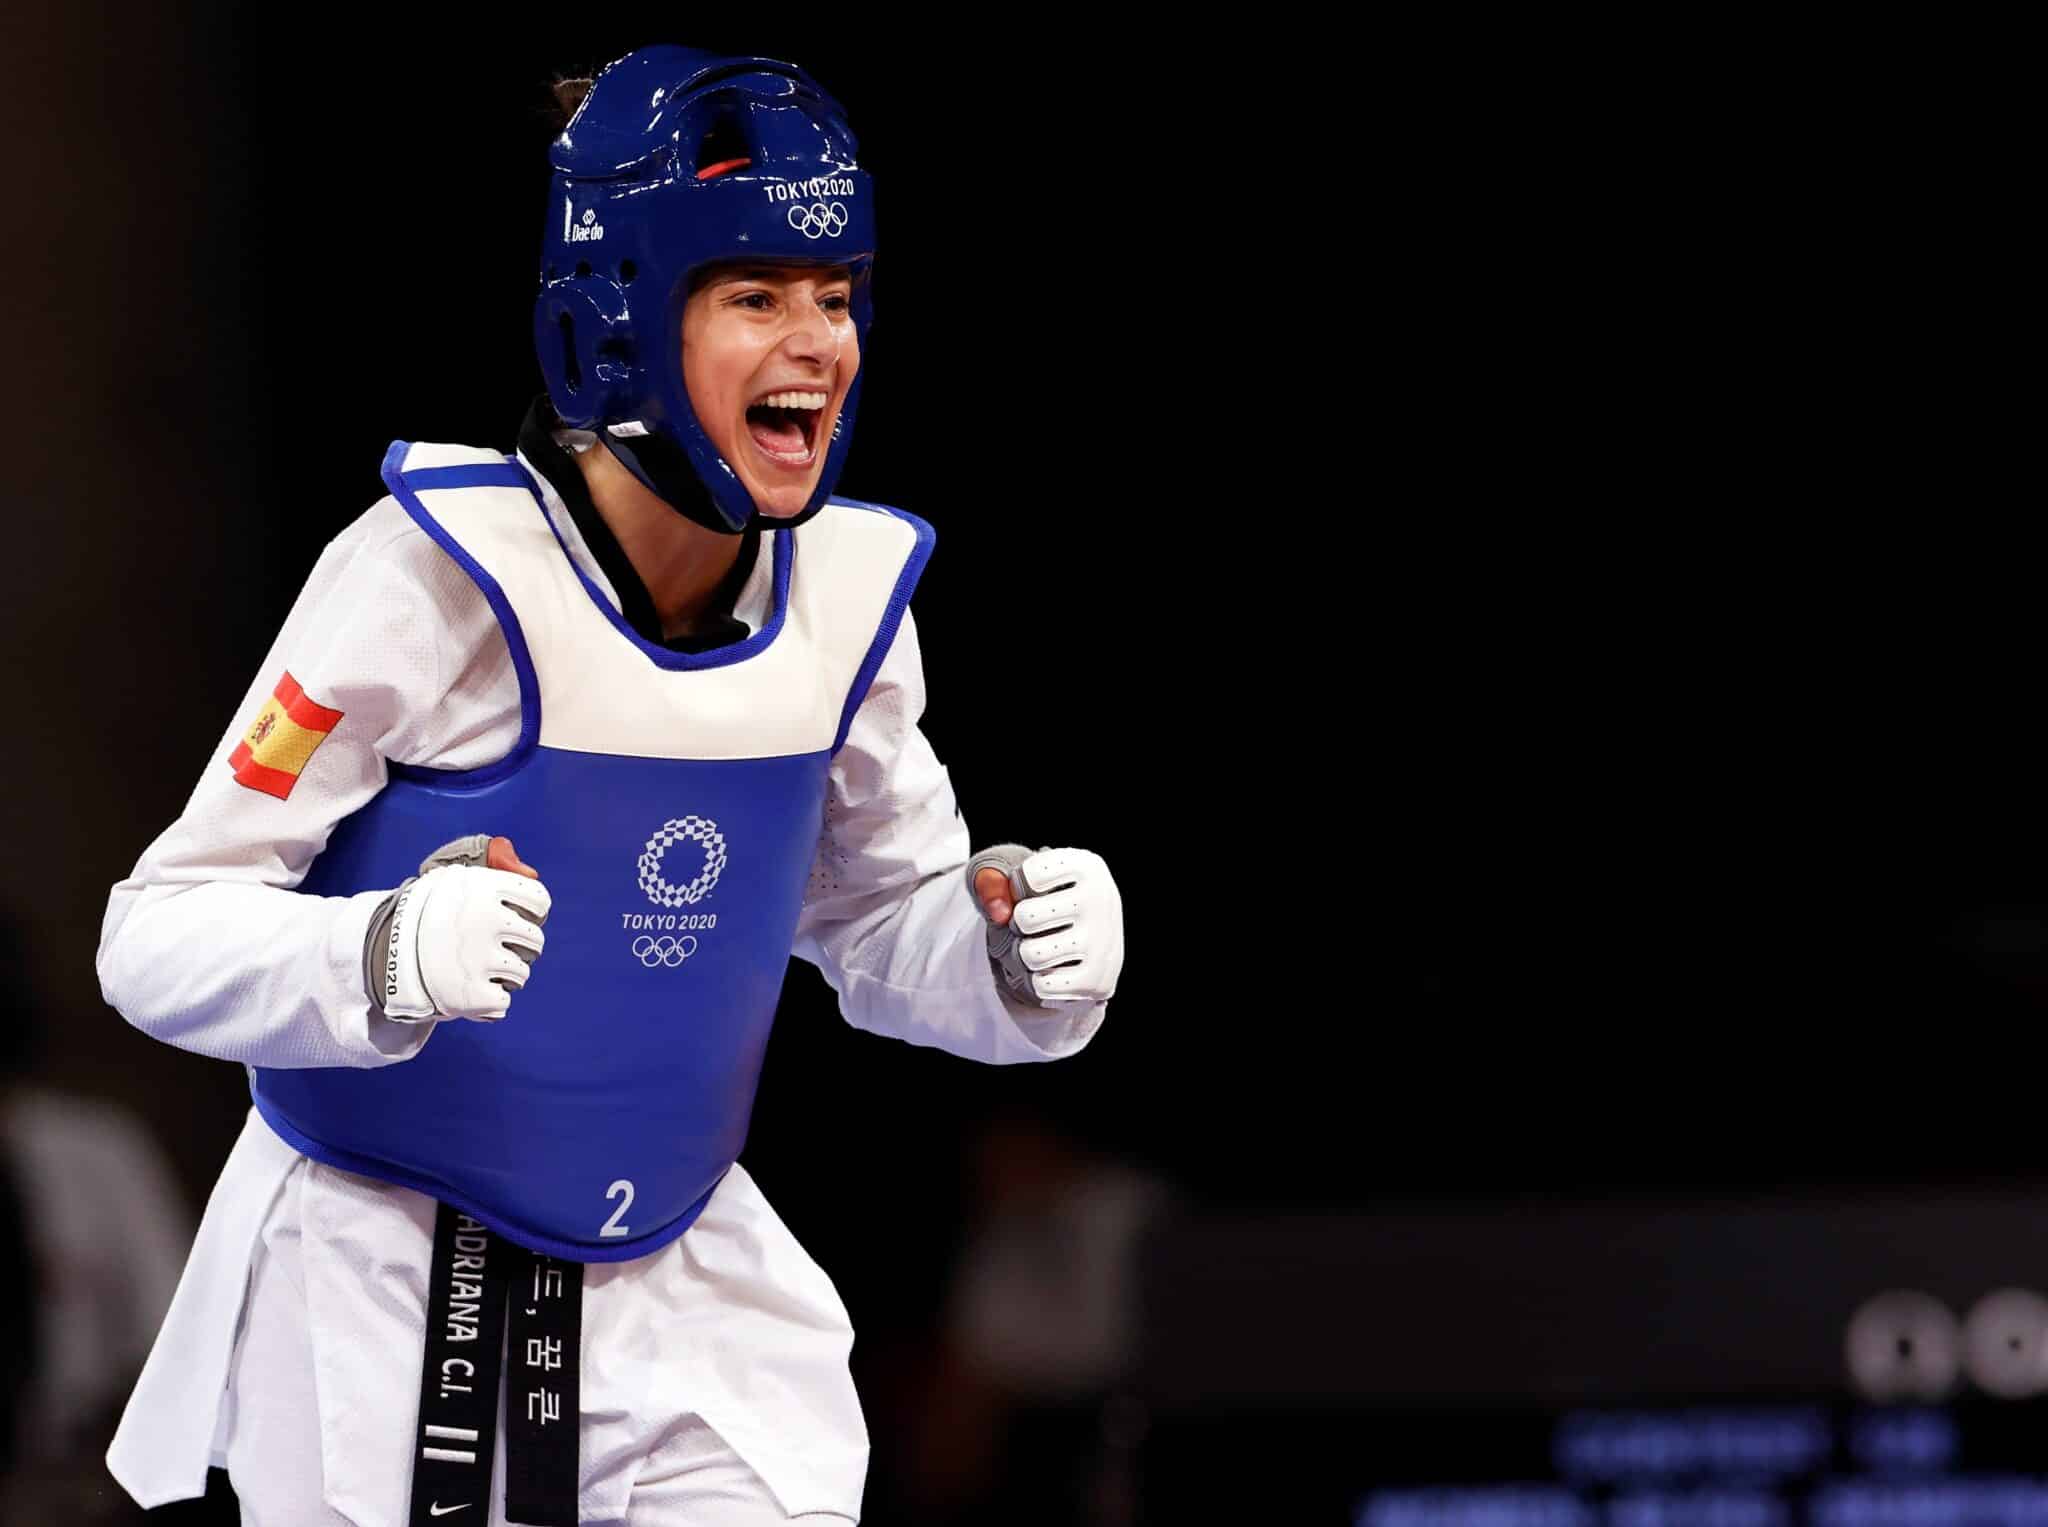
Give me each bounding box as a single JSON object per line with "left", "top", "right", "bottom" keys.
{"left": 631, "top": 935, "right": 699, "bottom": 968}
{"left": 787, "top": 202, "right": 848, "bottom": 240}
{"left": 638, "top": 817, "right": 728, "bottom": 907}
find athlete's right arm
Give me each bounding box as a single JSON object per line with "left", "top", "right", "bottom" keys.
{"left": 96, "top": 497, "right": 521, "bottom": 1068}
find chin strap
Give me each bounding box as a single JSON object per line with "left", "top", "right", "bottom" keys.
{"left": 599, "top": 431, "right": 746, "bottom": 535}
{"left": 599, "top": 427, "right": 834, "bottom": 535}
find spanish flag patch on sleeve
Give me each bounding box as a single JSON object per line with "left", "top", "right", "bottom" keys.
{"left": 228, "top": 671, "right": 345, "bottom": 800}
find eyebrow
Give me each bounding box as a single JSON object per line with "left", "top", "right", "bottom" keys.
{"left": 713, "top": 265, "right": 853, "bottom": 286}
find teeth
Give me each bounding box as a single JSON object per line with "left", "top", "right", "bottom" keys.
{"left": 756, "top": 390, "right": 827, "bottom": 410}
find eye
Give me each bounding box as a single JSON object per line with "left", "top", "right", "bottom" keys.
{"left": 822, "top": 292, "right": 852, "bottom": 315}
{"left": 734, "top": 292, "right": 774, "bottom": 310}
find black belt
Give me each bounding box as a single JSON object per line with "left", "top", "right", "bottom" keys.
{"left": 409, "top": 1203, "right": 583, "bottom": 1527}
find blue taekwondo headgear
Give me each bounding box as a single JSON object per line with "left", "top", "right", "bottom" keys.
{"left": 534, "top": 47, "right": 877, "bottom": 535}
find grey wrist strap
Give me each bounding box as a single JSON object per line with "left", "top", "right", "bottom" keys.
{"left": 362, "top": 882, "right": 417, "bottom": 1020}
{"left": 965, "top": 844, "right": 1043, "bottom": 1009}
{"left": 418, "top": 834, "right": 493, "bottom": 875}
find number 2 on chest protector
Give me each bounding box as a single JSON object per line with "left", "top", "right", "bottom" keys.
{"left": 600, "top": 1179, "right": 635, "bottom": 1238}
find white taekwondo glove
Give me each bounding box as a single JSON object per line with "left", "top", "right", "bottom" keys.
{"left": 964, "top": 845, "right": 1124, "bottom": 1007}
{"left": 362, "top": 834, "right": 552, "bottom": 1023}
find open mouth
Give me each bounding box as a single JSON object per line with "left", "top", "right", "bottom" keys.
{"left": 744, "top": 390, "right": 829, "bottom": 469}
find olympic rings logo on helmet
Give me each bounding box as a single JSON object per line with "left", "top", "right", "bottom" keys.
{"left": 787, "top": 202, "right": 848, "bottom": 240}
{"left": 631, "top": 935, "right": 700, "bottom": 968}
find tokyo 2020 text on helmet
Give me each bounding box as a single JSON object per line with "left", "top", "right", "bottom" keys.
{"left": 534, "top": 46, "right": 877, "bottom": 535}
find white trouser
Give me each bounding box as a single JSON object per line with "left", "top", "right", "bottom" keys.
{"left": 220, "top": 1162, "right": 857, "bottom": 1525}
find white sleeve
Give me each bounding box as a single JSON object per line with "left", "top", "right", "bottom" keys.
{"left": 95, "top": 497, "right": 506, "bottom": 1069}
{"left": 791, "top": 608, "right": 1106, "bottom": 1064}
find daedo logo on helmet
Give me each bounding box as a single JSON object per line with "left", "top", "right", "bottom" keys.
{"left": 563, "top": 203, "right": 604, "bottom": 244}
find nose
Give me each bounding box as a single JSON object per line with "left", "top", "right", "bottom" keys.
{"left": 779, "top": 291, "right": 842, "bottom": 366}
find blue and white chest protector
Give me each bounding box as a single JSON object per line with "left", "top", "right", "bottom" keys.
{"left": 252, "top": 442, "right": 933, "bottom": 1262}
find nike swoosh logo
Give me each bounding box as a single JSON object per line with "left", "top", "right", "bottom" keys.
{"left": 430, "top": 1506, "right": 473, "bottom": 1518}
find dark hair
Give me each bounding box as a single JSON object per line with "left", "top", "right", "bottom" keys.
{"left": 548, "top": 76, "right": 594, "bottom": 134}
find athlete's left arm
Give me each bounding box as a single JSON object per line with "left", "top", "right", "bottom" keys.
{"left": 790, "top": 609, "right": 1111, "bottom": 1064}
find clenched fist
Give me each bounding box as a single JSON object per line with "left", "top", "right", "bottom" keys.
{"left": 374, "top": 834, "right": 552, "bottom": 1023}
{"left": 966, "top": 845, "right": 1123, "bottom": 1006}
